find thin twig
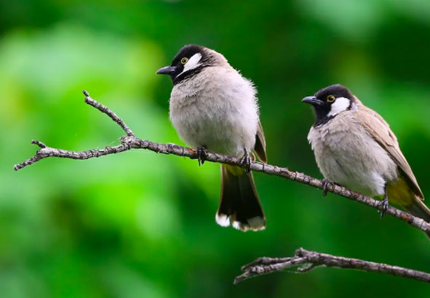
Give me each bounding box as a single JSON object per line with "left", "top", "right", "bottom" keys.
{"left": 83, "top": 90, "right": 134, "bottom": 136}
{"left": 234, "top": 248, "right": 430, "bottom": 284}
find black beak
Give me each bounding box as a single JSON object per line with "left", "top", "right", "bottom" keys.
{"left": 156, "top": 66, "right": 177, "bottom": 75}
{"left": 302, "top": 96, "right": 324, "bottom": 106}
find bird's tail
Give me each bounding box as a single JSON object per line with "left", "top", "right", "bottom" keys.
{"left": 216, "top": 164, "right": 266, "bottom": 231}
{"left": 387, "top": 179, "right": 430, "bottom": 237}
{"left": 403, "top": 199, "right": 430, "bottom": 238}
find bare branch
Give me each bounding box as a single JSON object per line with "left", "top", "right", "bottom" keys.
{"left": 13, "top": 90, "right": 430, "bottom": 237}
{"left": 13, "top": 90, "right": 430, "bottom": 285}
{"left": 234, "top": 248, "right": 430, "bottom": 284}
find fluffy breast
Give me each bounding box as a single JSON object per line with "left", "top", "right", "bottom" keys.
{"left": 169, "top": 66, "right": 259, "bottom": 157}
{"left": 308, "top": 112, "right": 398, "bottom": 196}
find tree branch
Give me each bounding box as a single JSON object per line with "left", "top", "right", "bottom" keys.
{"left": 13, "top": 90, "right": 430, "bottom": 285}
{"left": 234, "top": 248, "right": 430, "bottom": 284}
{"left": 14, "top": 90, "right": 430, "bottom": 236}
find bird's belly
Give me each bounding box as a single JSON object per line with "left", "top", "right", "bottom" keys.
{"left": 170, "top": 98, "right": 257, "bottom": 157}
{"left": 310, "top": 126, "right": 398, "bottom": 197}
{"left": 319, "top": 153, "right": 385, "bottom": 196}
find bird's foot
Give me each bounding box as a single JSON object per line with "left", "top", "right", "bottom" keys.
{"left": 321, "top": 179, "right": 334, "bottom": 197}
{"left": 378, "top": 196, "right": 389, "bottom": 219}
{"left": 196, "top": 146, "right": 208, "bottom": 166}
{"left": 239, "top": 149, "right": 251, "bottom": 173}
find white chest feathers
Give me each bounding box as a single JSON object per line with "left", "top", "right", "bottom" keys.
{"left": 168, "top": 66, "right": 260, "bottom": 157}
{"left": 307, "top": 113, "right": 398, "bottom": 196}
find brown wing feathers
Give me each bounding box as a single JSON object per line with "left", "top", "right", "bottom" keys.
{"left": 357, "top": 104, "right": 424, "bottom": 200}
{"left": 254, "top": 121, "right": 267, "bottom": 163}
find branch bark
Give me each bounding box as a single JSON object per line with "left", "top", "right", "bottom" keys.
{"left": 13, "top": 90, "right": 430, "bottom": 286}
{"left": 234, "top": 248, "right": 430, "bottom": 284}
{"left": 14, "top": 91, "right": 430, "bottom": 235}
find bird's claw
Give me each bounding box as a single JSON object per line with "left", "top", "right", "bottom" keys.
{"left": 239, "top": 149, "right": 251, "bottom": 173}
{"left": 321, "top": 179, "right": 333, "bottom": 197}
{"left": 378, "top": 196, "right": 389, "bottom": 219}
{"left": 196, "top": 146, "right": 208, "bottom": 166}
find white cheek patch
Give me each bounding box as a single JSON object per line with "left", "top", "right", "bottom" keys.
{"left": 182, "top": 53, "right": 202, "bottom": 74}
{"left": 327, "top": 97, "right": 351, "bottom": 117}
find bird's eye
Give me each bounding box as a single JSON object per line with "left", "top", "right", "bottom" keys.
{"left": 180, "top": 57, "right": 189, "bottom": 64}
{"left": 327, "top": 95, "right": 336, "bottom": 103}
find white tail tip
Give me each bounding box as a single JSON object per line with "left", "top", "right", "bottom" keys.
{"left": 216, "top": 213, "right": 265, "bottom": 232}
{"left": 215, "top": 213, "right": 230, "bottom": 227}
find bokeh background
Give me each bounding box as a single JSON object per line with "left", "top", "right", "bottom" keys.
{"left": 2, "top": 0, "right": 430, "bottom": 297}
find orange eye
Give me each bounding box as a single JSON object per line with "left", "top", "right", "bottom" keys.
{"left": 327, "top": 95, "right": 336, "bottom": 102}
{"left": 180, "top": 57, "right": 189, "bottom": 64}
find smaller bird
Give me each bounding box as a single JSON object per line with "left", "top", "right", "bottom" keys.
{"left": 303, "top": 84, "right": 430, "bottom": 232}
{"left": 156, "top": 45, "right": 267, "bottom": 231}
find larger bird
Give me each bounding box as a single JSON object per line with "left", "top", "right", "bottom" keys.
{"left": 303, "top": 84, "right": 430, "bottom": 231}
{"left": 156, "top": 45, "right": 267, "bottom": 231}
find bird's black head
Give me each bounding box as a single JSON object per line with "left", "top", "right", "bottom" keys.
{"left": 156, "top": 44, "right": 214, "bottom": 85}
{"left": 302, "top": 84, "right": 356, "bottom": 126}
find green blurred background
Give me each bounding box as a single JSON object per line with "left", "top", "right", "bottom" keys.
{"left": 2, "top": 0, "right": 430, "bottom": 297}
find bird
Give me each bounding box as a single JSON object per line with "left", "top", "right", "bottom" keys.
{"left": 302, "top": 84, "right": 430, "bottom": 231}
{"left": 156, "top": 44, "right": 267, "bottom": 231}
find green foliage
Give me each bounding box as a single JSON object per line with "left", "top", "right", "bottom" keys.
{"left": 2, "top": 1, "right": 430, "bottom": 297}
